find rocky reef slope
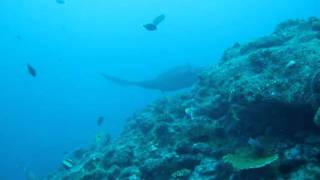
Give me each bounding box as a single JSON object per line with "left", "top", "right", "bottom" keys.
{"left": 50, "top": 17, "right": 320, "bottom": 180}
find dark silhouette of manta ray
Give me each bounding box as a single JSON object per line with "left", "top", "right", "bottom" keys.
{"left": 101, "top": 65, "right": 203, "bottom": 92}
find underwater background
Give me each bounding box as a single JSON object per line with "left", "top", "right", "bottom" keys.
{"left": 0, "top": 0, "right": 320, "bottom": 179}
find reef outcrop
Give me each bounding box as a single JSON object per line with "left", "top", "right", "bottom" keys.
{"left": 49, "top": 17, "right": 320, "bottom": 180}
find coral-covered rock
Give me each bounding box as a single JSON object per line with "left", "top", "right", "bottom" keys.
{"left": 49, "top": 17, "right": 320, "bottom": 180}
{"left": 191, "top": 159, "right": 231, "bottom": 180}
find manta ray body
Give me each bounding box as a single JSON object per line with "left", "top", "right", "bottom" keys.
{"left": 102, "top": 65, "right": 203, "bottom": 92}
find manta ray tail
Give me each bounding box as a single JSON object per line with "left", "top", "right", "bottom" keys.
{"left": 101, "top": 73, "right": 137, "bottom": 87}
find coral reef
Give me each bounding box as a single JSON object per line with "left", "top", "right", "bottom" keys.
{"left": 49, "top": 17, "right": 320, "bottom": 179}
{"left": 223, "top": 150, "right": 279, "bottom": 170}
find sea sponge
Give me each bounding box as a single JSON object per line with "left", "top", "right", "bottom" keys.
{"left": 223, "top": 149, "right": 279, "bottom": 170}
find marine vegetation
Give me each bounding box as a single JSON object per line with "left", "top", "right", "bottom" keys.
{"left": 49, "top": 17, "right": 320, "bottom": 179}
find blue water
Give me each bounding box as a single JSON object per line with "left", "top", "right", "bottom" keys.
{"left": 0, "top": 0, "right": 319, "bottom": 179}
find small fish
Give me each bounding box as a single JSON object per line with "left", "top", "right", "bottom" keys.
{"left": 62, "top": 159, "right": 74, "bottom": 169}
{"left": 27, "top": 64, "right": 37, "bottom": 77}
{"left": 56, "top": 0, "right": 65, "bottom": 4}
{"left": 97, "top": 116, "right": 104, "bottom": 126}
{"left": 143, "top": 14, "right": 166, "bottom": 31}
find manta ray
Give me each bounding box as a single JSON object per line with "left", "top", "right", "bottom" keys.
{"left": 101, "top": 65, "right": 203, "bottom": 92}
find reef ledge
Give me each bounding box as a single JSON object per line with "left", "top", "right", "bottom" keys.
{"left": 49, "top": 17, "right": 320, "bottom": 180}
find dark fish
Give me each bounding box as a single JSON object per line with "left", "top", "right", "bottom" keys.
{"left": 27, "top": 64, "right": 37, "bottom": 77}
{"left": 97, "top": 116, "right": 104, "bottom": 126}
{"left": 143, "top": 14, "right": 166, "bottom": 31}
{"left": 102, "top": 65, "right": 203, "bottom": 92}
{"left": 56, "top": 0, "right": 65, "bottom": 4}
{"left": 144, "top": 24, "right": 157, "bottom": 31}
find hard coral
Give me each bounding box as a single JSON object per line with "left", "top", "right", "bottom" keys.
{"left": 49, "top": 17, "right": 320, "bottom": 180}
{"left": 223, "top": 150, "right": 279, "bottom": 170}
